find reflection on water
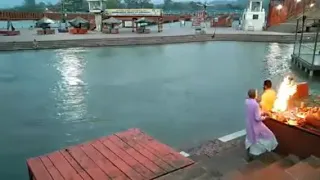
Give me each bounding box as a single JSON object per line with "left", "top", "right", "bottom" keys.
{"left": 263, "top": 43, "right": 320, "bottom": 93}
{"left": 52, "top": 48, "right": 89, "bottom": 142}
{"left": 264, "top": 43, "right": 293, "bottom": 78}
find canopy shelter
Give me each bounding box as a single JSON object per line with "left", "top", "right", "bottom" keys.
{"left": 135, "top": 17, "right": 151, "bottom": 34}
{"left": 69, "top": 16, "right": 89, "bottom": 29}
{"left": 36, "top": 17, "right": 55, "bottom": 29}
{"left": 102, "top": 17, "right": 121, "bottom": 25}
{"left": 102, "top": 17, "right": 121, "bottom": 34}
{"left": 136, "top": 17, "right": 151, "bottom": 26}
{"left": 38, "top": 17, "right": 55, "bottom": 24}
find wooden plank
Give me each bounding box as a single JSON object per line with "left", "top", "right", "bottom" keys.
{"left": 60, "top": 150, "right": 92, "bottom": 180}
{"left": 116, "top": 129, "right": 194, "bottom": 169}
{"left": 113, "top": 131, "right": 174, "bottom": 172}
{"left": 100, "top": 137, "right": 156, "bottom": 178}
{"left": 47, "top": 151, "right": 83, "bottom": 180}
{"left": 91, "top": 140, "right": 146, "bottom": 180}
{"left": 80, "top": 143, "right": 128, "bottom": 180}
{"left": 132, "top": 129, "right": 179, "bottom": 155}
{"left": 39, "top": 156, "right": 64, "bottom": 180}
{"left": 27, "top": 157, "right": 53, "bottom": 180}
{"left": 67, "top": 146, "right": 111, "bottom": 180}
{"left": 108, "top": 135, "right": 173, "bottom": 174}
{"left": 100, "top": 135, "right": 161, "bottom": 178}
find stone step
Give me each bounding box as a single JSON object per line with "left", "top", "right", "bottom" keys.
{"left": 156, "top": 164, "right": 208, "bottom": 180}
{"left": 189, "top": 154, "right": 211, "bottom": 162}
{"left": 285, "top": 161, "right": 316, "bottom": 179}
{"left": 300, "top": 170, "right": 320, "bottom": 180}
{"left": 221, "top": 160, "right": 266, "bottom": 180}
{"left": 255, "top": 152, "right": 283, "bottom": 165}
{"left": 221, "top": 170, "right": 245, "bottom": 180}
{"left": 238, "top": 160, "right": 265, "bottom": 175}
{"left": 194, "top": 172, "right": 219, "bottom": 180}
{"left": 246, "top": 155, "right": 300, "bottom": 180}
{"left": 303, "top": 155, "right": 320, "bottom": 169}
{"left": 198, "top": 144, "right": 248, "bottom": 178}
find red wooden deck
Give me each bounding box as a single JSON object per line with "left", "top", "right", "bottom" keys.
{"left": 27, "top": 128, "right": 194, "bottom": 180}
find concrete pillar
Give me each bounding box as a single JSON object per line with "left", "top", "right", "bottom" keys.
{"left": 309, "top": 70, "right": 314, "bottom": 77}
{"left": 304, "top": 67, "right": 308, "bottom": 72}
{"left": 94, "top": 14, "right": 102, "bottom": 32}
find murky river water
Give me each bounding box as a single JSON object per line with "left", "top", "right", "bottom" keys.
{"left": 0, "top": 41, "right": 319, "bottom": 179}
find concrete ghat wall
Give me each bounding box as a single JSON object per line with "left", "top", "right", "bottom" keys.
{"left": 0, "top": 34, "right": 314, "bottom": 51}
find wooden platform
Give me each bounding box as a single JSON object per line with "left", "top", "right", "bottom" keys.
{"left": 26, "top": 128, "right": 194, "bottom": 180}
{"left": 291, "top": 54, "right": 320, "bottom": 77}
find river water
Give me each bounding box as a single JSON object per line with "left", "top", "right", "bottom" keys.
{"left": 0, "top": 41, "right": 319, "bottom": 179}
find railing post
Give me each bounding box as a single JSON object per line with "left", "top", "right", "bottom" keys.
{"left": 293, "top": 18, "right": 300, "bottom": 54}
{"left": 298, "top": 15, "right": 306, "bottom": 56}
{"left": 311, "top": 20, "right": 320, "bottom": 70}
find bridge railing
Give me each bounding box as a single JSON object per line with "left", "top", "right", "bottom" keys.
{"left": 293, "top": 17, "right": 320, "bottom": 70}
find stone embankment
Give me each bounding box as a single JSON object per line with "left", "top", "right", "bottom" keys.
{"left": 0, "top": 33, "right": 315, "bottom": 51}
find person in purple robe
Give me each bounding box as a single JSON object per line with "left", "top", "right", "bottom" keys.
{"left": 245, "top": 89, "right": 278, "bottom": 158}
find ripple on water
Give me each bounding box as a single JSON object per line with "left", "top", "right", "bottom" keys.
{"left": 263, "top": 43, "right": 293, "bottom": 78}
{"left": 52, "top": 48, "right": 90, "bottom": 123}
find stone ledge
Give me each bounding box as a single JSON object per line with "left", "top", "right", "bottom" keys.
{"left": 0, "top": 33, "right": 313, "bottom": 51}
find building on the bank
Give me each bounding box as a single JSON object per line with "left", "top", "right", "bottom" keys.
{"left": 87, "top": 0, "right": 106, "bottom": 31}
{"left": 85, "top": 1, "right": 165, "bottom": 33}
{"left": 240, "top": 0, "right": 266, "bottom": 31}
{"left": 103, "top": 9, "right": 164, "bottom": 33}
{"left": 292, "top": 16, "right": 320, "bottom": 77}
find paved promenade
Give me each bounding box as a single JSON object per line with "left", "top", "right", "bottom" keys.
{"left": 0, "top": 22, "right": 314, "bottom": 51}
{"left": 0, "top": 26, "right": 292, "bottom": 43}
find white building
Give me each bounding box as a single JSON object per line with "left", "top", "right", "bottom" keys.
{"left": 87, "top": 0, "right": 106, "bottom": 31}
{"left": 241, "top": 0, "right": 266, "bottom": 31}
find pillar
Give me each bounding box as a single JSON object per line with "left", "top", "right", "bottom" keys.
{"left": 132, "top": 18, "right": 135, "bottom": 32}
{"left": 309, "top": 70, "right": 314, "bottom": 77}
{"left": 94, "top": 14, "right": 102, "bottom": 32}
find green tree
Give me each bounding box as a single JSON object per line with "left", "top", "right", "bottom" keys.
{"left": 124, "top": 0, "right": 153, "bottom": 8}
{"left": 24, "top": 0, "right": 36, "bottom": 7}
{"left": 105, "top": 0, "right": 122, "bottom": 8}
{"left": 163, "top": 0, "right": 172, "bottom": 10}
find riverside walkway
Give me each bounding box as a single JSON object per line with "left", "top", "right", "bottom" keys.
{"left": 0, "top": 26, "right": 293, "bottom": 43}
{"left": 0, "top": 23, "right": 315, "bottom": 51}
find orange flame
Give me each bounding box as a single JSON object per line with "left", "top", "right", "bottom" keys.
{"left": 272, "top": 76, "right": 297, "bottom": 112}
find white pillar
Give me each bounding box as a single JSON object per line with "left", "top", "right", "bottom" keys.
{"left": 95, "top": 14, "right": 102, "bottom": 32}
{"left": 309, "top": 70, "right": 314, "bottom": 77}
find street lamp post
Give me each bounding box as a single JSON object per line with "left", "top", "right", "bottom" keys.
{"left": 297, "top": 1, "right": 315, "bottom": 54}
{"left": 298, "top": 12, "right": 306, "bottom": 55}
{"left": 61, "top": 0, "right": 66, "bottom": 23}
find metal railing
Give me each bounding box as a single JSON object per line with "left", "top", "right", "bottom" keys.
{"left": 293, "top": 17, "right": 320, "bottom": 68}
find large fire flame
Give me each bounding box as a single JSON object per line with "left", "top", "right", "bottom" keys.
{"left": 272, "top": 76, "right": 297, "bottom": 112}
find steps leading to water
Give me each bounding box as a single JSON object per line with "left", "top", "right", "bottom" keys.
{"left": 160, "top": 137, "right": 320, "bottom": 180}
{"left": 268, "top": 7, "right": 320, "bottom": 33}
